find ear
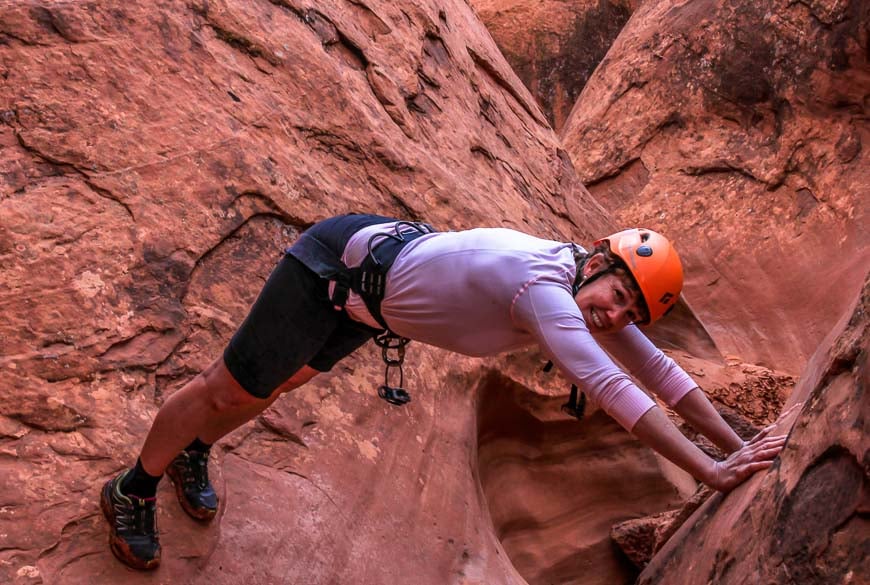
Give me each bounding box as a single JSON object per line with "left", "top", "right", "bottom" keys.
{"left": 583, "top": 253, "right": 609, "bottom": 277}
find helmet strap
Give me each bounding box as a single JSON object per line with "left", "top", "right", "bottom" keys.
{"left": 572, "top": 250, "right": 615, "bottom": 296}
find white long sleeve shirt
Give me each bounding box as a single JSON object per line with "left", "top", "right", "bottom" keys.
{"left": 338, "top": 223, "right": 697, "bottom": 431}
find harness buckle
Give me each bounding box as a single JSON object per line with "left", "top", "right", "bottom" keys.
{"left": 378, "top": 385, "right": 411, "bottom": 405}
{"left": 331, "top": 273, "right": 351, "bottom": 309}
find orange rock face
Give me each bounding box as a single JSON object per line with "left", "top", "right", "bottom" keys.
{"left": 476, "top": 354, "right": 698, "bottom": 585}
{"left": 562, "top": 0, "right": 870, "bottom": 374}
{"left": 3, "top": 0, "right": 862, "bottom": 583}
{"left": 0, "top": 1, "right": 692, "bottom": 584}
{"left": 471, "top": 0, "right": 637, "bottom": 131}
{"left": 639, "top": 275, "right": 869, "bottom": 585}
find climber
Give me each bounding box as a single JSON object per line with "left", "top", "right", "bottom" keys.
{"left": 100, "top": 213, "right": 790, "bottom": 570}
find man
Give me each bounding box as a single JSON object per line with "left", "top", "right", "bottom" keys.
{"left": 101, "top": 214, "right": 788, "bottom": 569}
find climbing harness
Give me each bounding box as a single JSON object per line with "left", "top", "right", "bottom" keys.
{"left": 289, "top": 215, "right": 436, "bottom": 406}
{"left": 326, "top": 220, "right": 437, "bottom": 406}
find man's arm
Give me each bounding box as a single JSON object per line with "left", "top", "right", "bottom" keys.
{"left": 631, "top": 406, "right": 787, "bottom": 492}
{"left": 672, "top": 387, "right": 744, "bottom": 454}
{"left": 596, "top": 327, "right": 747, "bottom": 453}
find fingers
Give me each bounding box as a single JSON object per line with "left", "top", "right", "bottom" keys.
{"left": 729, "top": 435, "right": 786, "bottom": 471}
{"left": 749, "top": 444, "right": 784, "bottom": 462}
{"left": 748, "top": 424, "right": 772, "bottom": 444}
{"left": 751, "top": 434, "right": 787, "bottom": 447}
{"left": 748, "top": 429, "right": 788, "bottom": 447}
{"left": 746, "top": 435, "right": 787, "bottom": 456}
{"left": 711, "top": 458, "right": 774, "bottom": 493}
{"left": 737, "top": 460, "right": 773, "bottom": 476}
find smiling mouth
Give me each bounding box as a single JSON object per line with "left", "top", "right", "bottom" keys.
{"left": 590, "top": 307, "right": 605, "bottom": 329}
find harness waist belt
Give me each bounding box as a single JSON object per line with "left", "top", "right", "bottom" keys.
{"left": 287, "top": 214, "right": 437, "bottom": 332}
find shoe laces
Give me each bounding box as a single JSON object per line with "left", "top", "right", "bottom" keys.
{"left": 114, "top": 495, "right": 157, "bottom": 536}
{"left": 183, "top": 450, "right": 210, "bottom": 490}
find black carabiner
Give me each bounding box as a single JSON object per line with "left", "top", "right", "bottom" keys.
{"left": 378, "top": 385, "right": 411, "bottom": 405}
{"left": 561, "top": 384, "right": 586, "bottom": 420}
{"left": 375, "top": 332, "right": 412, "bottom": 406}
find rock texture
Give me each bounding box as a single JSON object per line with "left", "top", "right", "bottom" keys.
{"left": 610, "top": 485, "right": 712, "bottom": 569}
{"left": 477, "top": 344, "right": 795, "bottom": 583}
{"left": 476, "top": 350, "right": 698, "bottom": 585}
{"left": 562, "top": 0, "right": 870, "bottom": 374}
{"left": 0, "top": 1, "right": 698, "bottom": 584}
{"left": 2, "top": 0, "right": 862, "bottom": 583}
{"left": 639, "top": 273, "right": 870, "bottom": 585}
{"left": 471, "top": 0, "right": 638, "bottom": 132}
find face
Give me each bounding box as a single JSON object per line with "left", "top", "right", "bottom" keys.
{"left": 575, "top": 255, "right": 645, "bottom": 333}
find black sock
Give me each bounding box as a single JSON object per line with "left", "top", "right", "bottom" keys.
{"left": 185, "top": 437, "right": 212, "bottom": 453}
{"left": 120, "top": 458, "right": 162, "bottom": 498}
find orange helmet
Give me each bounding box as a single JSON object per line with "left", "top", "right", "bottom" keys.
{"left": 595, "top": 228, "right": 683, "bottom": 325}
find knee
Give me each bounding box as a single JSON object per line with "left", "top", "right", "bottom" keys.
{"left": 198, "top": 360, "right": 264, "bottom": 413}
{"left": 274, "top": 365, "right": 321, "bottom": 395}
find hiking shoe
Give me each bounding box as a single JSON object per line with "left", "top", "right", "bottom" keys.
{"left": 100, "top": 470, "right": 161, "bottom": 570}
{"left": 166, "top": 450, "right": 218, "bottom": 521}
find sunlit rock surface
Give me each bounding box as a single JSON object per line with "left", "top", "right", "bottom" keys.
{"left": 563, "top": 0, "right": 870, "bottom": 374}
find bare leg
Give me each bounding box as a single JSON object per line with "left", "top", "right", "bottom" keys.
{"left": 138, "top": 358, "right": 320, "bottom": 476}
{"left": 196, "top": 365, "right": 320, "bottom": 444}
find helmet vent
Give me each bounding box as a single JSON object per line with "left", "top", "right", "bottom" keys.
{"left": 640, "top": 232, "right": 650, "bottom": 242}
{"left": 637, "top": 245, "right": 653, "bottom": 257}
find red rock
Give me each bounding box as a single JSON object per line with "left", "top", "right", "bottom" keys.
{"left": 471, "top": 0, "right": 638, "bottom": 131}
{"left": 611, "top": 485, "right": 714, "bottom": 569}
{"left": 0, "top": 1, "right": 693, "bottom": 584}
{"left": 638, "top": 274, "right": 870, "bottom": 585}
{"left": 477, "top": 365, "right": 697, "bottom": 585}
{"left": 562, "top": 0, "right": 870, "bottom": 374}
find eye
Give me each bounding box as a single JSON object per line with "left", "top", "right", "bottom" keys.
{"left": 614, "top": 288, "right": 625, "bottom": 303}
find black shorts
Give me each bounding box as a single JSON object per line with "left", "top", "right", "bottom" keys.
{"left": 223, "top": 254, "right": 381, "bottom": 399}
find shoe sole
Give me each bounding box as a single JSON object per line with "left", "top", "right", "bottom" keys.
{"left": 100, "top": 479, "right": 161, "bottom": 570}
{"left": 165, "top": 465, "right": 218, "bottom": 522}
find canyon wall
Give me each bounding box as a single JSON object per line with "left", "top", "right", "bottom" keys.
{"left": 0, "top": 1, "right": 686, "bottom": 584}
{"left": 640, "top": 275, "right": 869, "bottom": 585}
{"left": 471, "top": 0, "right": 638, "bottom": 131}
{"left": 562, "top": 0, "right": 870, "bottom": 374}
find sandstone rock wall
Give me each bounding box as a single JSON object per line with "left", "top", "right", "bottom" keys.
{"left": 476, "top": 348, "right": 698, "bottom": 585}
{"left": 0, "top": 1, "right": 696, "bottom": 584}
{"left": 471, "top": 0, "right": 638, "bottom": 132}
{"left": 639, "top": 273, "right": 869, "bottom": 584}
{"left": 562, "top": 0, "right": 870, "bottom": 374}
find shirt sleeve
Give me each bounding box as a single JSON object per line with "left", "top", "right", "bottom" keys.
{"left": 595, "top": 326, "right": 698, "bottom": 407}
{"left": 511, "top": 277, "right": 657, "bottom": 431}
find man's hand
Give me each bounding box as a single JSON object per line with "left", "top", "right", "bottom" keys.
{"left": 709, "top": 432, "right": 788, "bottom": 492}
{"left": 708, "top": 402, "right": 802, "bottom": 492}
